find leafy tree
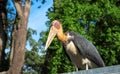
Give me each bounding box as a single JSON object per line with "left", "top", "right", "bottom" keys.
{"left": 0, "top": 0, "right": 31, "bottom": 73}
{"left": 22, "top": 28, "right": 45, "bottom": 74}
{"left": 0, "top": 0, "right": 45, "bottom": 74}
{"left": 41, "top": 0, "right": 120, "bottom": 73}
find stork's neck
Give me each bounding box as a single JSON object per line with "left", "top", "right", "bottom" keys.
{"left": 57, "top": 28, "right": 67, "bottom": 42}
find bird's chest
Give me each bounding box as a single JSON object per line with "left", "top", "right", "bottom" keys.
{"left": 65, "top": 41, "right": 78, "bottom": 55}
{"left": 64, "top": 41, "right": 83, "bottom": 65}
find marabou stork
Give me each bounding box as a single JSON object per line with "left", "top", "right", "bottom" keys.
{"left": 45, "top": 20, "right": 105, "bottom": 71}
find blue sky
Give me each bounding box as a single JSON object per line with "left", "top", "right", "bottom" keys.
{"left": 28, "top": 0, "right": 53, "bottom": 41}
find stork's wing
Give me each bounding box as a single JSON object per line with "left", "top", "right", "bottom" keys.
{"left": 67, "top": 31, "right": 105, "bottom": 67}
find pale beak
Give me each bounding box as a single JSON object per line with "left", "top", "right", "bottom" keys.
{"left": 44, "top": 26, "right": 58, "bottom": 50}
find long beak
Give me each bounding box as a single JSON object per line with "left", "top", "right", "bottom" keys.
{"left": 44, "top": 26, "right": 58, "bottom": 50}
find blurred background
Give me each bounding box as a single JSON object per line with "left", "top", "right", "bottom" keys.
{"left": 0, "top": 0, "right": 120, "bottom": 74}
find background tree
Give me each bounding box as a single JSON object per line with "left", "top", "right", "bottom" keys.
{"left": 0, "top": 0, "right": 45, "bottom": 74}
{"left": 22, "top": 28, "right": 45, "bottom": 74}
{"left": 0, "top": 0, "right": 46, "bottom": 73}
{"left": 41, "top": 0, "right": 120, "bottom": 73}
{"left": 0, "top": 0, "right": 8, "bottom": 71}
{"left": 0, "top": 0, "right": 40, "bottom": 74}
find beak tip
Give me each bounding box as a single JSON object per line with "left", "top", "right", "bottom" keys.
{"left": 44, "top": 46, "right": 47, "bottom": 51}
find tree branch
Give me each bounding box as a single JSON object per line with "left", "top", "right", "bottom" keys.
{"left": 12, "top": 0, "right": 23, "bottom": 17}
{"left": 24, "top": 0, "right": 31, "bottom": 18}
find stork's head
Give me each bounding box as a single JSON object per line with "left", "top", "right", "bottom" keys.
{"left": 44, "top": 20, "right": 62, "bottom": 50}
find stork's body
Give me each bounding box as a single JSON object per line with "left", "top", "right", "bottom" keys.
{"left": 62, "top": 31, "right": 104, "bottom": 70}
{"left": 45, "top": 20, "right": 105, "bottom": 71}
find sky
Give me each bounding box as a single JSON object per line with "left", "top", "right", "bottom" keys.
{"left": 28, "top": 0, "right": 53, "bottom": 41}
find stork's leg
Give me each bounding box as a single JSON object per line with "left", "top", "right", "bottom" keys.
{"left": 86, "top": 63, "right": 88, "bottom": 70}
{"left": 75, "top": 66, "right": 78, "bottom": 71}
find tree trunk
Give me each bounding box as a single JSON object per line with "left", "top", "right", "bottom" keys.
{"left": 0, "top": 0, "right": 8, "bottom": 71}
{"left": 6, "top": 0, "right": 31, "bottom": 74}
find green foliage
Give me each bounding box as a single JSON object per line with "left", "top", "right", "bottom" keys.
{"left": 47, "top": 39, "right": 75, "bottom": 73}
{"left": 22, "top": 28, "right": 45, "bottom": 74}
{"left": 41, "top": 0, "right": 120, "bottom": 73}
